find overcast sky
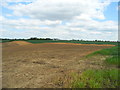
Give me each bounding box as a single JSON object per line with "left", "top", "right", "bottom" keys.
{"left": 0, "top": 0, "right": 119, "bottom": 41}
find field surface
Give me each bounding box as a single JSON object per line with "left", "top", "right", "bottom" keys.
{"left": 1, "top": 40, "right": 118, "bottom": 45}
{"left": 2, "top": 41, "right": 115, "bottom": 88}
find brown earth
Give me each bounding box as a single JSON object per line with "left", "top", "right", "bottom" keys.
{"left": 2, "top": 41, "right": 115, "bottom": 88}
{"left": 2, "top": 41, "right": 32, "bottom": 48}
{"left": 44, "top": 43, "right": 115, "bottom": 46}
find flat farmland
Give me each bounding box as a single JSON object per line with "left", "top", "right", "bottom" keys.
{"left": 2, "top": 41, "right": 115, "bottom": 88}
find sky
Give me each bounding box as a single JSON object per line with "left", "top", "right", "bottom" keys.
{"left": 0, "top": 0, "right": 119, "bottom": 41}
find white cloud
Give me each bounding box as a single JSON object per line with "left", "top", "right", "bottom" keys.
{"left": 66, "top": 19, "right": 118, "bottom": 32}
{"left": 2, "top": 18, "right": 62, "bottom": 27}
{"left": 6, "top": 0, "right": 110, "bottom": 20}
{"left": 1, "top": 0, "right": 118, "bottom": 41}
{"left": 90, "top": 31, "right": 102, "bottom": 34}
{"left": 1, "top": 16, "right": 118, "bottom": 41}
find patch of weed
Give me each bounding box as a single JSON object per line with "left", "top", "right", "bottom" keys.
{"left": 86, "top": 46, "right": 120, "bottom": 66}
{"left": 105, "top": 56, "right": 120, "bottom": 65}
{"left": 86, "top": 46, "right": 118, "bottom": 57}
{"left": 71, "top": 69, "right": 119, "bottom": 88}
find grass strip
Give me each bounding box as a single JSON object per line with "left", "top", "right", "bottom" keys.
{"left": 1, "top": 40, "right": 118, "bottom": 45}
{"left": 71, "top": 69, "right": 119, "bottom": 88}
{"left": 86, "top": 46, "right": 119, "bottom": 66}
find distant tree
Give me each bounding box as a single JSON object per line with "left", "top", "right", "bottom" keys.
{"left": 80, "top": 39, "right": 83, "bottom": 41}
{"left": 53, "top": 38, "right": 60, "bottom": 40}
{"left": 72, "top": 39, "right": 76, "bottom": 41}
{"left": 29, "top": 37, "right": 38, "bottom": 40}
{"left": 45, "top": 38, "right": 53, "bottom": 40}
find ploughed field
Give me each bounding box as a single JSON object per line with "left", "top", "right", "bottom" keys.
{"left": 2, "top": 41, "right": 115, "bottom": 88}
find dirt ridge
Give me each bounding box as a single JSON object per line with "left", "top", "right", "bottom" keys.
{"left": 3, "top": 41, "right": 32, "bottom": 47}
{"left": 40, "top": 43, "right": 115, "bottom": 46}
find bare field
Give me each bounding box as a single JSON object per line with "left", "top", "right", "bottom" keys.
{"left": 2, "top": 41, "right": 115, "bottom": 88}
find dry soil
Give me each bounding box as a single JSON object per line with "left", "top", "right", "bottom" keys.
{"left": 2, "top": 41, "right": 115, "bottom": 88}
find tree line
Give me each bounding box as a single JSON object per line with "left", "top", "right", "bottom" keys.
{"left": 0, "top": 37, "right": 118, "bottom": 42}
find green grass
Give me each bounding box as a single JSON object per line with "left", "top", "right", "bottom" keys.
{"left": 71, "top": 69, "right": 119, "bottom": 88}
{"left": 70, "top": 46, "right": 119, "bottom": 88}
{"left": 0, "top": 40, "right": 12, "bottom": 43}
{"left": 87, "top": 46, "right": 118, "bottom": 57}
{"left": 105, "top": 56, "right": 120, "bottom": 65}
{"left": 1, "top": 40, "right": 118, "bottom": 45}
{"left": 86, "top": 46, "right": 119, "bottom": 66}
{"left": 26, "top": 40, "right": 118, "bottom": 45}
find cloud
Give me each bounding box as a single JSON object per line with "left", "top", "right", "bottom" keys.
{"left": 1, "top": 0, "right": 118, "bottom": 41}
{"left": 6, "top": 0, "right": 110, "bottom": 20}
{"left": 1, "top": 15, "right": 118, "bottom": 41}
{"left": 2, "top": 18, "right": 62, "bottom": 27}
{"left": 66, "top": 19, "right": 118, "bottom": 32}
{"left": 90, "top": 31, "right": 102, "bottom": 34}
